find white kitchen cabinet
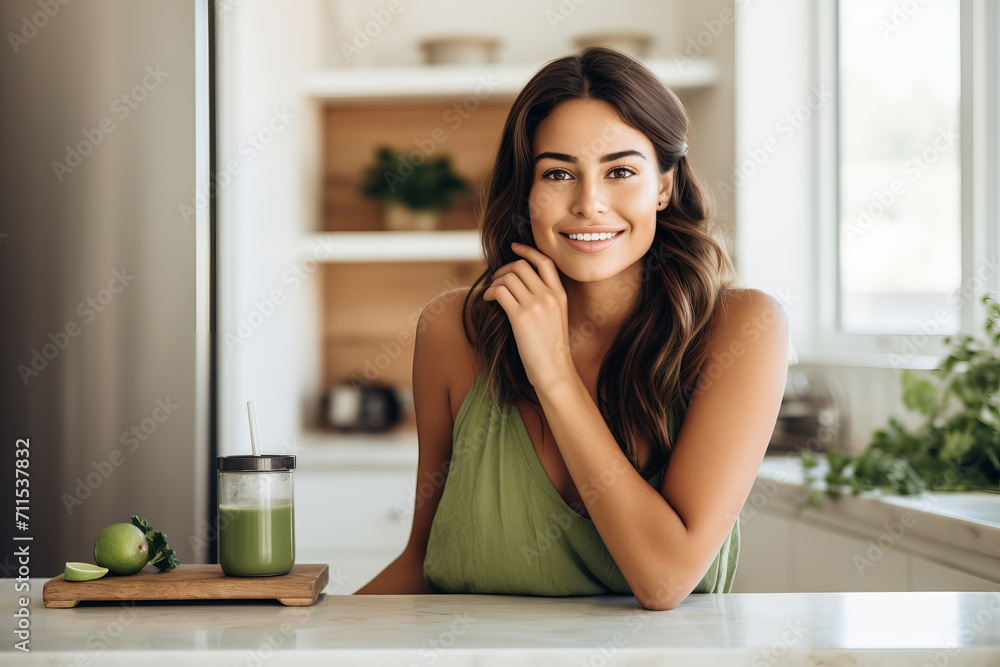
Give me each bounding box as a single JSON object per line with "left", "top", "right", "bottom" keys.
{"left": 909, "top": 556, "right": 999, "bottom": 591}
{"left": 732, "top": 508, "right": 793, "bottom": 593}
{"left": 734, "top": 505, "right": 1000, "bottom": 594}
{"left": 296, "top": 548, "right": 398, "bottom": 595}
{"left": 790, "top": 521, "right": 910, "bottom": 592}
{"left": 735, "top": 509, "right": 909, "bottom": 593}
{"left": 295, "top": 467, "right": 417, "bottom": 593}
{"left": 296, "top": 469, "right": 415, "bottom": 551}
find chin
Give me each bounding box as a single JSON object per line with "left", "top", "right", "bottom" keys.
{"left": 549, "top": 256, "right": 629, "bottom": 284}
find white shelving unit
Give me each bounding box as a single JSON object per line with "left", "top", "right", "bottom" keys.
{"left": 304, "top": 57, "right": 718, "bottom": 263}
{"left": 303, "top": 230, "right": 481, "bottom": 263}
{"left": 303, "top": 58, "right": 719, "bottom": 102}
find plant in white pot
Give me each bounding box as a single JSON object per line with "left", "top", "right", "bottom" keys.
{"left": 360, "top": 146, "right": 469, "bottom": 231}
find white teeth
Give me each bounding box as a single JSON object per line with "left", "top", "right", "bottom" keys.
{"left": 567, "top": 231, "right": 620, "bottom": 241}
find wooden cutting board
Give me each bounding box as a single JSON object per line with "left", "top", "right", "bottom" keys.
{"left": 43, "top": 564, "right": 329, "bottom": 608}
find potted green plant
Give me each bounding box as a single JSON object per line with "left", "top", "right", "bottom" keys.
{"left": 360, "top": 146, "right": 469, "bottom": 231}
{"left": 797, "top": 294, "right": 1000, "bottom": 510}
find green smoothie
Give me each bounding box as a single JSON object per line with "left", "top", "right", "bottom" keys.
{"left": 219, "top": 503, "right": 295, "bottom": 576}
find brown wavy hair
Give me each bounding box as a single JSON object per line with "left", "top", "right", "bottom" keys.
{"left": 461, "top": 47, "right": 739, "bottom": 477}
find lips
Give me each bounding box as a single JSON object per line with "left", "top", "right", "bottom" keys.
{"left": 559, "top": 230, "right": 624, "bottom": 253}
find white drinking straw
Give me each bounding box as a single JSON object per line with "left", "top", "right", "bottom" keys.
{"left": 247, "top": 400, "right": 261, "bottom": 457}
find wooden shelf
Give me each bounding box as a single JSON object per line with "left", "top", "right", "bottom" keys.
{"left": 303, "top": 58, "right": 718, "bottom": 102}
{"left": 304, "top": 230, "right": 482, "bottom": 263}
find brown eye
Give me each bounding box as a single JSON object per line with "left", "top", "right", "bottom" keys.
{"left": 542, "top": 169, "right": 572, "bottom": 181}
{"left": 609, "top": 167, "right": 637, "bottom": 179}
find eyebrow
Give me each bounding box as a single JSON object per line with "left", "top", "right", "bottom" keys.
{"left": 533, "top": 149, "right": 647, "bottom": 165}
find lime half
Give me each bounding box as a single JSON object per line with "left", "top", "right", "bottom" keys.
{"left": 65, "top": 562, "right": 109, "bottom": 582}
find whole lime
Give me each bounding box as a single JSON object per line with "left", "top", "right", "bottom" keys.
{"left": 94, "top": 523, "right": 149, "bottom": 575}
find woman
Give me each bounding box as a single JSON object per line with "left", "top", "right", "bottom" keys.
{"left": 355, "top": 47, "right": 788, "bottom": 610}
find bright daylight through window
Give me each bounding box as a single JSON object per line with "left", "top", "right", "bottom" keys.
{"left": 838, "top": 0, "right": 961, "bottom": 334}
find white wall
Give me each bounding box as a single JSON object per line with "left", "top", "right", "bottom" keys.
{"left": 216, "top": 0, "right": 324, "bottom": 456}
{"left": 321, "top": 0, "right": 684, "bottom": 67}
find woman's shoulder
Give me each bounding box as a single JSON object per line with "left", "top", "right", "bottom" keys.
{"left": 711, "top": 287, "right": 788, "bottom": 332}
{"left": 703, "top": 287, "right": 790, "bottom": 361}
{"left": 418, "top": 286, "right": 483, "bottom": 421}
{"left": 419, "top": 286, "right": 479, "bottom": 350}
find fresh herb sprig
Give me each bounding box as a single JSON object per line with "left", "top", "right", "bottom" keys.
{"left": 131, "top": 515, "right": 179, "bottom": 572}
{"left": 798, "top": 294, "right": 1000, "bottom": 510}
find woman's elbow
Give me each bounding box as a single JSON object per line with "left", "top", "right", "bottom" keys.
{"left": 633, "top": 575, "right": 692, "bottom": 611}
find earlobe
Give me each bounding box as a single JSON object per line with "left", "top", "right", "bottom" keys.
{"left": 657, "top": 171, "right": 674, "bottom": 210}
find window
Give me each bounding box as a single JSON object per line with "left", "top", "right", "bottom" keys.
{"left": 837, "top": 0, "right": 962, "bottom": 335}
{"left": 734, "top": 0, "right": 996, "bottom": 367}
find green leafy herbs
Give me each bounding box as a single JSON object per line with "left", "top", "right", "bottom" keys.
{"left": 798, "top": 294, "right": 1000, "bottom": 510}
{"left": 131, "top": 515, "right": 179, "bottom": 572}
{"left": 360, "top": 146, "right": 469, "bottom": 211}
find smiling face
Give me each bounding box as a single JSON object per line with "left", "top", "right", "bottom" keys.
{"left": 528, "top": 98, "right": 673, "bottom": 284}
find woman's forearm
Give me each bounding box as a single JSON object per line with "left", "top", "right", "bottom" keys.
{"left": 352, "top": 549, "right": 432, "bottom": 595}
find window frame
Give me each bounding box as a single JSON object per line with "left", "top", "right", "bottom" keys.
{"left": 810, "top": 0, "right": 999, "bottom": 369}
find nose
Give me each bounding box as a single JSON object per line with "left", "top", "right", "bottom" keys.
{"left": 570, "top": 176, "right": 608, "bottom": 219}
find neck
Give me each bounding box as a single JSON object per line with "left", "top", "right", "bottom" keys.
{"left": 560, "top": 260, "right": 643, "bottom": 367}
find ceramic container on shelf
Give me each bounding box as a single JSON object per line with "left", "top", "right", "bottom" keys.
{"left": 417, "top": 35, "right": 501, "bottom": 65}
{"left": 382, "top": 202, "right": 440, "bottom": 231}
{"left": 572, "top": 31, "right": 654, "bottom": 58}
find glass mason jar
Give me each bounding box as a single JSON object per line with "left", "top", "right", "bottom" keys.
{"left": 217, "top": 455, "right": 296, "bottom": 577}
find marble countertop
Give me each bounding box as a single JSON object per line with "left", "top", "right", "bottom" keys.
{"left": 5, "top": 585, "right": 1000, "bottom": 666}
{"left": 753, "top": 453, "right": 1000, "bottom": 566}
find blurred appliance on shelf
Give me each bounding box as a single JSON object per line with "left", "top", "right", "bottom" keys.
{"left": 767, "top": 368, "right": 846, "bottom": 455}
{"left": 322, "top": 382, "right": 403, "bottom": 432}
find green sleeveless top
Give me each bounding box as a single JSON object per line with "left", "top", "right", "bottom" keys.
{"left": 423, "top": 369, "right": 740, "bottom": 597}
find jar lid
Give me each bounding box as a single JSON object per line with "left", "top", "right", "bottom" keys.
{"left": 217, "top": 455, "right": 296, "bottom": 471}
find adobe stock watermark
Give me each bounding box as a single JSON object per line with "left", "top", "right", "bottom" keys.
{"left": 751, "top": 406, "right": 845, "bottom": 517}
{"left": 918, "top": 590, "right": 1000, "bottom": 667}
{"left": 843, "top": 125, "right": 959, "bottom": 244}
{"left": 715, "top": 86, "right": 833, "bottom": 203}
{"left": 349, "top": 279, "right": 465, "bottom": 390}
{"left": 521, "top": 458, "right": 636, "bottom": 565}
{"left": 544, "top": 0, "right": 590, "bottom": 30}
{"left": 338, "top": 0, "right": 415, "bottom": 64}
{"left": 393, "top": 421, "right": 481, "bottom": 522}
{"left": 179, "top": 106, "right": 295, "bottom": 225}
{"left": 853, "top": 512, "right": 916, "bottom": 576}
{"left": 16, "top": 267, "right": 135, "bottom": 386}
{"left": 750, "top": 620, "right": 807, "bottom": 666}
{"left": 51, "top": 66, "right": 169, "bottom": 183}
{"left": 61, "top": 397, "right": 180, "bottom": 514}
{"left": 224, "top": 237, "right": 339, "bottom": 350}
{"left": 408, "top": 611, "right": 477, "bottom": 667}
{"left": 72, "top": 601, "right": 143, "bottom": 664}
{"left": 578, "top": 612, "right": 654, "bottom": 667}
{"left": 682, "top": 287, "right": 797, "bottom": 402}
{"left": 888, "top": 256, "right": 999, "bottom": 368}
{"left": 7, "top": 0, "right": 71, "bottom": 54}
{"left": 878, "top": 0, "right": 934, "bottom": 41}
{"left": 672, "top": 0, "right": 752, "bottom": 70}
{"left": 373, "top": 77, "right": 500, "bottom": 198}
{"left": 232, "top": 606, "right": 316, "bottom": 667}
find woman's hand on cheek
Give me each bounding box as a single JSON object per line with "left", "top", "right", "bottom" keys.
{"left": 483, "top": 243, "right": 576, "bottom": 392}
